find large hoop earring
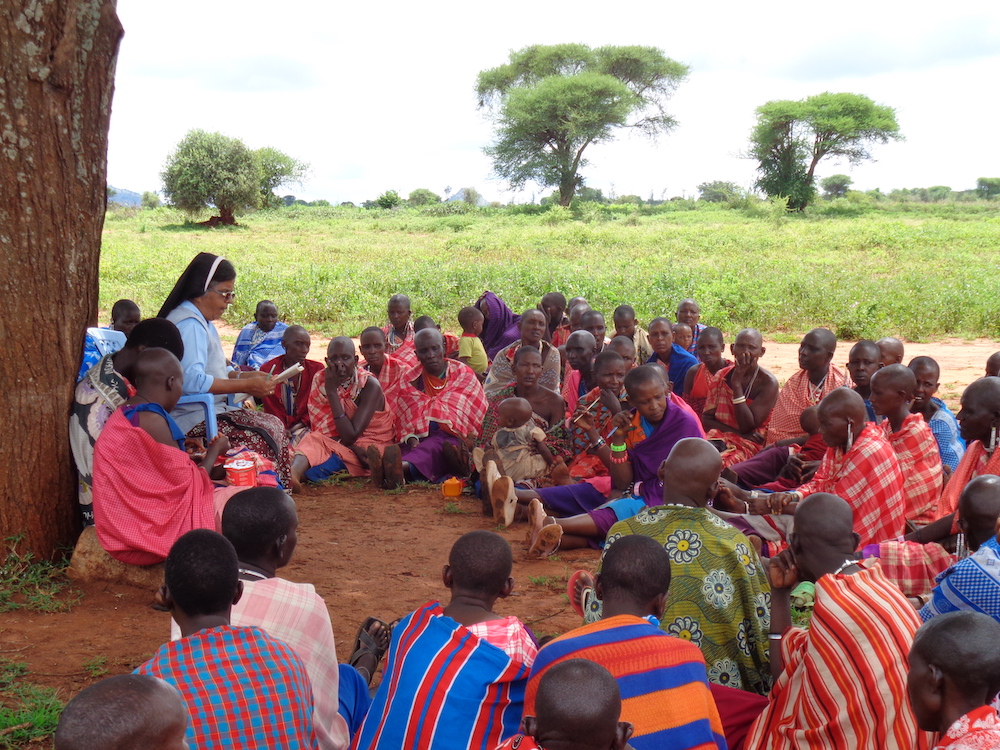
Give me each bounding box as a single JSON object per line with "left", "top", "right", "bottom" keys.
{"left": 845, "top": 419, "right": 854, "bottom": 452}
{"left": 989, "top": 423, "right": 998, "bottom": 453}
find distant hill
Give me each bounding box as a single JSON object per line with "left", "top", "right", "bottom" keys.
{"left": 108, "top": 186, "right": 142, "bottom": 206}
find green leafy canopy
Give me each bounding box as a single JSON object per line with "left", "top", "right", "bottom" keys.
{"left": 477, "top": 44, "right": 689, "bottom": 206}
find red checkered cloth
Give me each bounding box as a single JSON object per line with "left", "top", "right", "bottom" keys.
{"left": 261, "top": 356, "right": 324, "bottom": 430}
{"left": 765, "top": 365, "right": 846, "bottom": 445}
{"left": 882, "top": 413, "right": 943, "bottom": 523}
{"left": 395, "top": 360, "right": 488, "bottom": 440}
{"left": 937, "top": 440, "right": 1000, "bottom": 521}
{"left": 703, "top": 364, "right": 769, "bottom": 467}
{"left": 871, "top": 540, "right": 954, "bottom": 598}
{"left": 465, "top": 617, "right": 537, "bottom": 668}
{"left": 364, "top": 354, "right": 406, "bottom": 414}
{"left": 797, "top": 422, "right": 905, "bottom": 546}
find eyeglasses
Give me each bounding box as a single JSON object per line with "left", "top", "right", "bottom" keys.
{"left": 208, "top": 288, "right": 237, "bottom": 302}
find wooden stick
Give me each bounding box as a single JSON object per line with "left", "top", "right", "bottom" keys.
{"left": 571, "top": 397, "right": 602, "bottom": 424}
{"left": 0, "top": 722, "right": 32, "bottom": 737}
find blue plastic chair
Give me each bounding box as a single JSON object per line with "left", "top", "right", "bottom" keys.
{"left": 176, "top": 393, "right": 218, "bottom": 442}
{"left": 86, "top": 327, "right": 126, "bottom": 356}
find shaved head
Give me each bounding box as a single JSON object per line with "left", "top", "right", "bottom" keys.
{"left": 809, "top": 328, "right": 838, "bottom": 354}
{"left": 877, "top": 337, "right": 905, "bottom": 365}
{"left": 660, "top": 438, "right": 723, "bottom": 506}
{"left": 566, "top": 330, "right": 596, "bottom": 352}
{"left": 911, "top": 611, "right": 1000, "bottom": 703}
{"left": 327, "top": 336, "right": 356, "bottom": 357}
{"left": 987, "top": 351, "right": 1000, "bottom": 377}
{"left": 958, "top": 475, "right": 1000, "bottom": 551}
{"left": 607, "top": 336, "right": 636, "bottom": 362}
{"left": 870, "top": 363, "right": 916, "bottom": 396}
{"left": 131, "top": 347, "right": 182, "bottom": 391}
{"left": 388, "top": 293, "right": 410, "bottom": 308}
{"left": 908, "top": 356, "right": 940, "bottom": 379}
{"left": 964, "top": 376, "right": 1000, "bottom": 411}
{"left": 533, "top": 659, "right": 624, "bottom": 750}
{"left": 791, "top": 493, "right": 859, "bottom": 582}
{"left": 736, "top": 328, "right": 763, "bottom": 347}
{"left": 818, "top": 387, "right": 867, "bottom": 424}
{"left": 282, "top": 324, "right": 308, "bottom": 342}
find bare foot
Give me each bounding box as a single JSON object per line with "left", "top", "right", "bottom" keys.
{"left": 367, "top": 445, "right": 384, "bottom": 489}
{"left": 383, "top": 445, "right": 404, "bottom": 489}
{"left": 748, "top": 534, "right": 763, "bottom": 556}
{"left": 290, "top": 474, "right": 303, "bottom": 494}
{"left": 550, "top": 458, "right": 572, "bottom": 485}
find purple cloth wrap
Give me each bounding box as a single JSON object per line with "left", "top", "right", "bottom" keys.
{"left": 400, "top": 428, "right": 461, "bottom": 483}
{"left": 477, "top": 291, "right": 522, "bottom": 360}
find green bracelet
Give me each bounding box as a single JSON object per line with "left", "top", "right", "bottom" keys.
{"left": 610, "top": 442, "right": 627, "bottom": 452}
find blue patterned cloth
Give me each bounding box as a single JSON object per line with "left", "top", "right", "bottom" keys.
{"left": 136, "top": 624, "right": 316, "bottom": 749}
{"left": 928, "top": 397, "right": 965, "bottom": 471}
{"left": 645, "top": 344, "right": 698, "bottom": 391}
{"left": 232, "top": 321, "right": 288, "bottom": 369}
{"left": 920, "top": 536, "right": 1000, "bottom": 623}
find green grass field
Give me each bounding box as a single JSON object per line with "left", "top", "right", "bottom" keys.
{"left": 99, "top": 201, "right": 1000, "bottom": 340}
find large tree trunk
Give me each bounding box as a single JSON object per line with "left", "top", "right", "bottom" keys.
{"left": 0, "top": 1, "right": 123, "bottom": 557}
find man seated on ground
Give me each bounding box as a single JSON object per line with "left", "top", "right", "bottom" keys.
{"left": 92, "top": 348, "right": 237, "bottom": 565}
{"left": 539, "top": 291, "right": 570, "bottom": 348}
{"left": 233, "top": 299, "right": 288, "bottom": 370}
{"left": 522, "top": 366, "right": 704, "bottom": 555}
{"left": 77, "top": 299, "right": 144, "bottom": 380}
{"left": 379, "top": 328, "right": 487, "bottom": 488}
{"left": 847, "top": 339, "right": 883, "bottom": 422}
{"left": 918, "top": 475, "right": 1000, "bottom": 623}
{"left": 746, "top": 493, "right": 927, "bottom": 750}
{"left": 909, "top": 356, "right": 965, "bottom": 473}
{"left": 354, "top": 531, "right": 534, "bottom": 750}
{"left": 383, "top": 293, "right": 415, "bottom": 367}
{"left": 878, "top": 336, "right": 905, "bottom": 366}
{"left": 261, "top": 325, "right": 324, "bottom": 443}
{"left": 292, "top": 337, "right": 393, "bottom": 489}
{"left": 870, "top": 365, "right": 942, "bottom": 523}
{"left": 613, "top": 305, "right": 652, "bottom": 362}
{"left": 606, "top": 335, "right": 637, "bottom": 369}
{"left": 486, "top": 309, "right": 561, "bottom": 397}
{"left": 676, "top": 298, "right": 707, "bottom": 354}
{"left": 498, "top": 659, "right": 634, "bottom": 750}
{"left": 721, "top": 388, "right": 906, "bottom": 547}
{"left": 137, "top": 529, "right": 318, "bottom": 749}
{"left": 54, "top": 674, "right": 188, "bottom": 750}
{"left": 561, "top": 330, "right": 598, "bottom": 417}
{"left": 645, "top": 317, "right": 698, "bottom": 392}
{"left": 527, "top": 536, "right": 726, "bottom": 750}
{"left": 581, "top": 309, "right": 611, "bottom": 354}
{"left": 764, "top": 328, "right": 846, "bottom": 445}
{"left": 907, "top": 612, "right": 1000, "bottom": 749}
{"left": 562, "top": 438, "right": 772, "bottom": 698}
{"left": 71, "top": 318, "right": 185, "bottom": 525}
{"left": 988, "top": 352, "right": 1000, "bottom": 378}
{"left": 700, "top": 329, "right": 778, "bottom": 467}
{"left": 360, "top": 326, "right": 405, "bottom": 409}
{"left": 215, "top": 487, "right": 387, "bottom": 745}
{"left": 682, "top": 327, "right": 730, "bottom": 416}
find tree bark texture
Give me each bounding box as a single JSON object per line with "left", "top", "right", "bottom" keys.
{"left": 0, "top": 1, "right": 123, "bottom": 557}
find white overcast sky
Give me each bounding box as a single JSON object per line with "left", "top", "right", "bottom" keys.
{"left": 107, "top": 0, "right": 1000, "bottom": 204}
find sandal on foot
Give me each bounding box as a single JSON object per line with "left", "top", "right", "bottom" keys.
{"left": 525, "top": 498, "right": 546, "bottom": 545}
{"left": 348, "top": 617, "right": 391, "bottom": 686}
{"left": 491, "top": 475, "right": 517, "bottom": 528}
{"left": 481, "top": 460, "right": 501, "bottom": 517}
{"left": 383, "top": 445, "right": 404, "bottom": 490}
{"left": 367, "top": 445, "right": 385, "bottom": 489}
{"left": 528, "top": 522, "right": 563, "bottom": 559}
{"left": 566, "top": 569, "right": 594, "bottom": 618}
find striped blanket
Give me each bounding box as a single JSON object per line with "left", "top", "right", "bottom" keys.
{"left": 353, "top": 602, "right": 528, "bottom": 750}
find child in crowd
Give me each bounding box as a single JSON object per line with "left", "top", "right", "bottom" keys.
{"left": 681, "top": 326, "right": 729, "bottom": 416}
{"left": 353, "top": 531, "right": 535, "bottom": 750}
{"left": 55, "top": 674, "right": 189, "bottom": 750}
{"left": 907, "top": 611, "right": 1000, "bottom": 748}
{"left": 111, "top": 299, "right": 142, "bottom": 336}
{"left": 612, "top": 305, "right": 651, "bottom": 362}
{"left": 491, "top": 397, "right": 555, "bottom": 484}
{"left": 987, "top": 351, "right": 1000, "bottom": 377}
{"left": 606, "top": 336, "right": 637, "bottom": 369}
{"left": 497, "top": 659, "right": 633, "bottom": 750}
{"left": 458, "top": 305, "right": 489, "bottom": 378}
{"left": 233, "top": 300, "right": 288, "bottom": 370}
{"left": 671, "top": 323, "right": 693, "bottom": 353}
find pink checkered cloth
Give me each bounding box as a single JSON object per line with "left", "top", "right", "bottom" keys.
{"left": 869, "top": 540, "right": 954, "bottom": 598}
{"left": 395, "top": 360, "right": 488, "bottom": 441}
{"left": 765, "top": 365, "right": 846, "bottom": 445}
{"left": 797, "top": 422, "right": 905, "bottom": 546}
{"left": 465, "top": 616, "right": 537, "bottom": 668}
{"left": 882, "top": 413, "right": 943, "bottom": 523}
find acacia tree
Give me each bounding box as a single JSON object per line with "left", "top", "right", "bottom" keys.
{"left": 477, "top": 44, "right": 689, "bottom": 206}
{"left": 1, "top": 0, "right": 123, "bottom": 557}
{"left": 820, "top": 174, "right": 852, "bottom": 199}
{"left": 255, "top": 146, "right": 308, "bottom": 209}
{"left": 749, "top": 92, "right": 901, "bottom": 209}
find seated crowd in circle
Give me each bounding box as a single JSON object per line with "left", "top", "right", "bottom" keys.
{"left": 67, "top": 262, "right": 1000, "bottom": 750}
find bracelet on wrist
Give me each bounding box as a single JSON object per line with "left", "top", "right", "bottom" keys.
{"left": 591, "top": 437, "right": 606, "bottom": 450}
{"left": 768, "top": 632, "right": 783, "bottom": 641}
{"left": 610, "top": 442, "right": 628, "bottom": 453}
{"left": 732, "top": 396, "right": 747, "bottom": 405}
{"left": 610, "top": 454, "right": 630, "bottom": 465}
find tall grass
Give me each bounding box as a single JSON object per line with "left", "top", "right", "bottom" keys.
{"left": 99, "top": 203, "right": 1000, "bottom": 341}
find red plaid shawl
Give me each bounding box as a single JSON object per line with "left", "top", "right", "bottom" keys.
{"left": 797, "top": 422, "right": 905, "bottom": 546}
{"left": 704, "top": 364, "right": 769, "bottom": 466}
{"left": 395, "top": 361, "right": 488, "bottom": 440}
{"left": 937, "top": 440, "right": 1000, "bottom": 521}
{"left": 882, "top": 413, "right": 942, "bottom": 523}
{"left": 766, "top": 365, "right": 846, "bottom": 445}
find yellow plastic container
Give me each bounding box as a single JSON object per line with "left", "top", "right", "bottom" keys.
{"left": 442, "top": 477, "right": 464, "bottom": 498}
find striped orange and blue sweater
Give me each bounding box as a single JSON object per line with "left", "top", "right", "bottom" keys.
{"left": 525, "top": 614, "right": 727, "bottom": 750}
